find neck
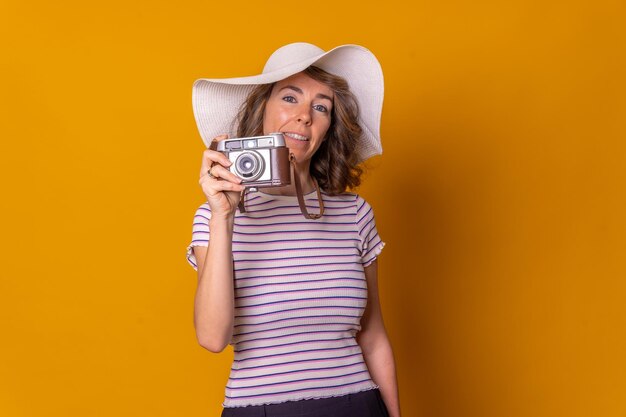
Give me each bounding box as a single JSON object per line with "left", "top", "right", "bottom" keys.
{"left": 260, "top": 160, "right": 315, "bottom": 196}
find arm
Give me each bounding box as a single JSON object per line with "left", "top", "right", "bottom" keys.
{"left": 192, "top": 216, "right": 235, "bottom": 352}
{"left": 357, "top": 260, "right": 401, "bottom": 417}
{"left": 193, "top": 136, "right": 245, "bottom": 352}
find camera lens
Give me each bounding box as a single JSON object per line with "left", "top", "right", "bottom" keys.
{"left": 235, "top": 151, "right": 264, "bottom": 181}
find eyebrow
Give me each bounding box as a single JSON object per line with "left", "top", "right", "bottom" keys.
{"left": 280, "top": 85, "right": 333, "bottom": 102}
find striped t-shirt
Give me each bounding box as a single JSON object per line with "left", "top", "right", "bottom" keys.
{"left": 186, "top": 190, "right": 385, "bottom": 408}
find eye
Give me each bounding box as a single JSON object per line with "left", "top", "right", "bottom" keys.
{"left": 313, "top": 104, "right": 329, "bottom": 113}
{"left": 282, "top": 95, "right": 297, "bottom": 103}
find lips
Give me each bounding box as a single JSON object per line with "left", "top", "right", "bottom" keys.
{"left": 282, "top": 132, "right": 309, "bottom": 141}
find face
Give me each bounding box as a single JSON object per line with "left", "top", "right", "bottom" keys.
{"left": 263, "top": 72, "right": 334, "bottom": 164}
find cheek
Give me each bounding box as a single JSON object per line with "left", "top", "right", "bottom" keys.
{"left": 317, "top": 118, "right": 332, "bottom": 139}
{"left": 263, "top": 104, "right": 285, "bottom": 131}
{"left": 262, "top": 107, "right": 277, "bottom": 133}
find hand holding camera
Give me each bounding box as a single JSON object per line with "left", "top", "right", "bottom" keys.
{"left": 199, "top": 134, "right": 246, "bottom": 218}
{"left": 201, "top": 133, "right": 321, "bottom": 219}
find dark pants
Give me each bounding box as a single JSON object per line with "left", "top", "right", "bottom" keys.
{"left": 221, "top": 389, "right": 390, "bottom": 417}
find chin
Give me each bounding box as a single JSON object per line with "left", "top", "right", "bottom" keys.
{"left": 287, "top": 150, "right": 311, "bottom": 164}
{"left": 285, "top": 140, "right": 310, "bottom": 155}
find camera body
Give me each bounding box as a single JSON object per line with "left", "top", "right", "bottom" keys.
{"left": 216, "top": 133, "right": 291, "bottom": 188}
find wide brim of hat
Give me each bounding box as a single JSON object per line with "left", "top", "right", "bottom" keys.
{"left": 192, "top": 44, "right": 384, "bottom": 162}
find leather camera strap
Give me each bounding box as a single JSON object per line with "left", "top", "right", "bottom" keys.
{"left": 290, "top": 153, "right": 324, "bottom": 220}
{"left": 238, "top": 191, "right": 247, "bottom": 214}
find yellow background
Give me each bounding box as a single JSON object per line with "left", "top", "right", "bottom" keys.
{"left": 1, "top": 0, "right": 625, "bottom": 416}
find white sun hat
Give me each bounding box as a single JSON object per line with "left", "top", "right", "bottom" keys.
{"left": 192, "top": 42, "right": 384, "bottom": 162}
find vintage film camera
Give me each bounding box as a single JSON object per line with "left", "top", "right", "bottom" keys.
{"left": 216, "top": 133, "right": 291, "bottom": 188}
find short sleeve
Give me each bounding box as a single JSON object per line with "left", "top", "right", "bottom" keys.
{"left": 356, "top": 196, "right": 385, "bottom": 267}
{"left": 186, "top": 202, "right": 212, "bottom": 271}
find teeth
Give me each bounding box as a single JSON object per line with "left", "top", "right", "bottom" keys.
{"left": 284, "top": 132, "right": 309, "bottom": 141}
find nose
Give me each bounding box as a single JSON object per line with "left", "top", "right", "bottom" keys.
{"left": 295, "top": 105, "right": 312, "bottom": 125}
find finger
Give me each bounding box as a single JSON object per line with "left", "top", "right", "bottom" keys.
{"left": 200, "top": 163, "right": 239, "bottom": 184}
{"left": 217, "top": 181, "right": 246, "bottom": 193}
{"left": 209, "top": 134, "right": 229, "bottom": 153}
{"left": 199, "top": 171, "right": 245, "bottom": 189}
{"left": 202, "top": 148, "right": 232, "bottom": 167}
{"left": 200, "top": 134, "right": 231, "bottom": 169}
{"left": 200, "top": 176, "right": 245, "bottom": 193}
{"left": 200, "top": 150, "right": 232, "bottom": 176}
{"left": 209, "top": 164, "right": 243, "bottom": 184}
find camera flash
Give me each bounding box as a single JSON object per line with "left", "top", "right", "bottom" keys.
{"left": 245, "top": 140, "right": 256, "bottom": 149}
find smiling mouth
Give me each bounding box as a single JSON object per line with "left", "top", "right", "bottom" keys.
{"left": 283, "top": 132, "right": 309, "bottom": 141}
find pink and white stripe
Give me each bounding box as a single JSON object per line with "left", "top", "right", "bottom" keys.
{"left": 187, "top": 191, "right": 384, "bottom": 407}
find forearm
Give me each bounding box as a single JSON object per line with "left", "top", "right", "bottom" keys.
{"left": 194, "top": 215, "right": 236, "bottom": 352}
{"left": 360, "top": 335, "right": 401, "bottom": 417}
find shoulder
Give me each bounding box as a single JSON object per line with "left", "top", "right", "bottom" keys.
{"left": 322, "top": 192, "right": 376, "bottom": 222}
{"left": 321, "top": 192, "right": 360, "bottom": 213}
{"left": 324, "top": 191, "right": 358, "bottom": 202}
{"left": 352, "top": 194, "right": 374, "bottom": 219}
{"left": 330, "top": 192, "right": 372, "bottom": 208}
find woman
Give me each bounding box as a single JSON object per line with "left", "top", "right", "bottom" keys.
{"left": 187, "top": 43, "right": 400, "bottom": 417}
